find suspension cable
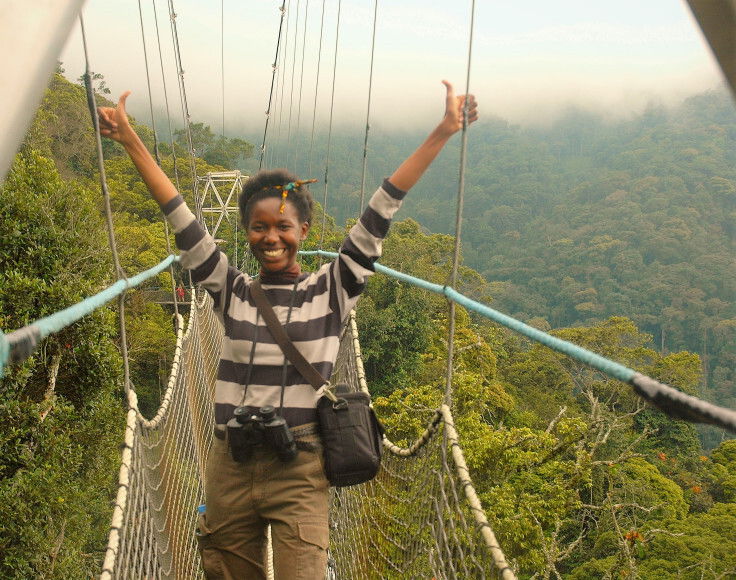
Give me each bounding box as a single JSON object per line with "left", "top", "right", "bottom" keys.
{"left": 152, "top": 0, "right": 181, "bottom": 192}
{"left": 259, "top": 0, "right": 287, "bottom": 170}
{"left": 167, "top": 0, "right": 200, "bottom": 220}
{"left": 220, "top": 0, "right": 238, "bottom": 268}
{"left": 81, "top": 20, "right": 124, "bottom": 281}
{"left": 307, "top": 0, "right": 327, "bottom": 176}
{"left": 151, "top": 0, "right": 187, "bottom": 309}
{"left": 358, "top": 0, "right": 378, "bottom": 215}
{"left": 285, "top": 0, "right": 301, "bottom": 169}
{"left": 79, "top": 14, "right": 132, "bottom": 393}
{"left": 292, "top": 0, "right": 310, "bottom": 171}
{"left": 221, "top": 0, "right": 225, "bottom": 139}
{"left": 137, "top": 0, "right": 161, "bottom": 165}
{"left": 167, "top": 0, "right": 198, "bottom": 294}
{"left": 272, "top": 0, "right": 292, "bottom": 168}
{"left": 136, "top": 0, "right": 179, "bottom": 316}
{"left": 444, "top": 0, "right": 476, "bottom": 406}
{"left": 317, "top": 0, "right": 342, "bottom": 263}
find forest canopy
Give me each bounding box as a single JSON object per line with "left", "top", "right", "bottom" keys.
{"left": 0, "top": 72, "right": 734, "bottom": 578}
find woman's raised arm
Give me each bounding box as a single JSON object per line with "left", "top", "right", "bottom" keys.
{"left": 98, "top": 92, "right": 179, "bottom": 207}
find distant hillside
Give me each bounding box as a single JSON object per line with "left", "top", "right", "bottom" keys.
{"left": 461, "top": 92, "right": 736, "bottom": 409}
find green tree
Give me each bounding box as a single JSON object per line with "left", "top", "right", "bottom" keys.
{"left": 0, "top": 150, "right": 124, "bottom": 578}
{"left": 175, "top": 122, "right": 254, "bottom": 169}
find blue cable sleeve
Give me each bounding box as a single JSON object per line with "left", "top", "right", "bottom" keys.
{"left": 0, "top": 330, "right": 8, "bottom": 379}
{"left": 33, "top": 255, "right": 179, "bottom": 338}
{"left": 443, "top": 287, "right": 635, "bottom": 382}
{"left": 299, "top": 249, "right": 636, "bottom": 382}
{"left": 0, "top": 255, "right": 179, "bottom": 376}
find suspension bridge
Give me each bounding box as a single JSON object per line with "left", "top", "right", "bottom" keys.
{"left": 1, "top": 1, "right": 736, "bottom": 579}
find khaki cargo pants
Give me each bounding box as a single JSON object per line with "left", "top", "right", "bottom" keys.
{"left": 197, "top": 431, "right": 329, "bottom": 580}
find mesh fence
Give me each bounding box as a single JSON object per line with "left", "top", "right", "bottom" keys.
{"left": 329, "top": 429, "right": 507, "bottom": 580}
{"left": 101, "top": 291, "right": 221, "bottom": 579}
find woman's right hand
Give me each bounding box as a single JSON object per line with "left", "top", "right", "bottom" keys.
{"left": 98, "top": 91, "right": 135, "bottom": 145}
{"left": 97, "top": 90, "right": 180, "bottom": 206}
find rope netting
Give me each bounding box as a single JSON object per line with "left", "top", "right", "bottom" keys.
{"left": 100, "top": 286, "right": 515, "bottom": 579}
{"left": 330, "top": 315, "right": 514, "bottom": 579}
{"left": 101, "top": 290, "right": 220, "bottom": 579}
{"left": 330, "top": 411, "right": 513, "bottom": 580}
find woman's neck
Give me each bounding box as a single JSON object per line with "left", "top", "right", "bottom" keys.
{"left": 258, "top": 263, "right": 302, "bottom": 284}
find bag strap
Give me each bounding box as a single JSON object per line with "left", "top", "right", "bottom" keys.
{"left": 250, "top": 279, "right": 328, "bottom": 392}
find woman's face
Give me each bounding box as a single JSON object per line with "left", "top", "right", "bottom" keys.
{"left": 246, "top": 197, "right": 309, "bottom": 272}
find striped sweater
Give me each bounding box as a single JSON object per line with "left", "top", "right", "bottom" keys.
{"left": 163, "top": 178, "right": 406, "bottom": 428}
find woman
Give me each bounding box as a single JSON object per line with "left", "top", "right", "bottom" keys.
{"left": 98, "top": 80, "right": 477, "bottom": 579}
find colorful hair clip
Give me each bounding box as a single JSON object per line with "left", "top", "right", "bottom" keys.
{"left": 274, "top": 178, "right": 318, "bottom": 213}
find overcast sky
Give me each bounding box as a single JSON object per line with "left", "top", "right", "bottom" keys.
{"left": 60, "top": 0, "right": 726, "bottom": 137}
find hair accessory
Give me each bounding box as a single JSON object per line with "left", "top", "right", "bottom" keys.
{"left": 273, "top": 178, "right": 318, "bottom": 213}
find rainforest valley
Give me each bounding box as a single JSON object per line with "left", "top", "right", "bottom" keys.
{"left": 0, "top": 73, "right": 734, "bottom": 578}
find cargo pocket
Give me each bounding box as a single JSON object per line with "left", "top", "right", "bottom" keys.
{"left": 196, "top": 513, "right": 225, "bottom": 580}
{"left": 296, "top": 520, "right": 329, "bottom": 580}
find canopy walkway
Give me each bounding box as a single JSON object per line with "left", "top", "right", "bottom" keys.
{"left": 2, "top": 245, "right": 734, "bottom": 578}
{"left": 2, "top": 1, "right": 736, "bottom": 578}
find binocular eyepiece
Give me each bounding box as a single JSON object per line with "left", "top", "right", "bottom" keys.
{"left": 226, "top": 405, "right": 297, "bottom": 463}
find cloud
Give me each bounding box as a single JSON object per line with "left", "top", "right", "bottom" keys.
{"left": 58, "top": 0, "right": 727, "bottom": 134}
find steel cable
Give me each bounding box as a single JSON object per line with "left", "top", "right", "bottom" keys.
{"left": 317, "top": 0, "right": 341, "bottom": 264}
{"left": 444, "top": 0, "right": 477, "bottom": 407}
{"left": 259, "top": 0, "right": 288, "bottom": 170}
{"left": 358, "top": 0, "right": 379, "bottom": 215}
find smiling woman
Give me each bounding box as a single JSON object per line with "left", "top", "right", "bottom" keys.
{"left": 247, "top": 196, "right": 308, "bottom": 273}
{"left": 97, "top": 81, "right": 477, "bottom": 579}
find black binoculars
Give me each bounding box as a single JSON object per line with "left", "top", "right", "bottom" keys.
{"left": 226, "top": 405, "right": 297, "bottom": 463}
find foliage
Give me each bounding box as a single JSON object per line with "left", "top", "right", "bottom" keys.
{"left": 706, "top": 440, "right": 736, "bottom": 503}
{"left": 357, "top": 279, "right": 433, "bottom": 396}
{"left": 4, "top": 68, "right": 735, "bottom": 579}
{"left": 0, "top": 73, "right": 179, "bottom": 578}
{"left": 76, "top": 71, "right": 111, "bottom": 95}
{"left": 0, "top": 150, "right": 119, "bottom": 395}
{"left": 573, "top": 502, "right": 736, "bottom": 579}
{"left": 0, "top": 149, "right": 125, "bottom": 578}
{"left": 0, "top": 393, "right": 123, "bottom": 578}
{"left": 373, "top": 304, "right": 735, "bottom": 577}
{"left": 174, "top": 122, "right": 254, "bottom": 169}
{"left": 124, "top": 298, "right": 177, "bottom": 417}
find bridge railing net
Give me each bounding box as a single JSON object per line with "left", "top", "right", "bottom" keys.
{"left": 330, "top": 316, "right": 510, "bottom": 579}
{"left": 329, "top": 428, "right": 504, "bottom": 580}
{"left": 104, "top": 290, "right": 221, "bottom": 579}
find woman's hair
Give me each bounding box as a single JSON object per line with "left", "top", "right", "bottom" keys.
{"left": 239, "top": 169, "right": 315, "bottom": 226}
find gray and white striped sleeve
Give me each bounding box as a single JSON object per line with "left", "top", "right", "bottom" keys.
{"left": 332, "top": 178, "right": 406, "bottom": 316}
{"left": 162, "top": 195, "right": 229, "bottom": 301}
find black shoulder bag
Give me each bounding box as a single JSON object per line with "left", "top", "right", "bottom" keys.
{"left": 250, "top": 280, "right": 383, "bottom": 487}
